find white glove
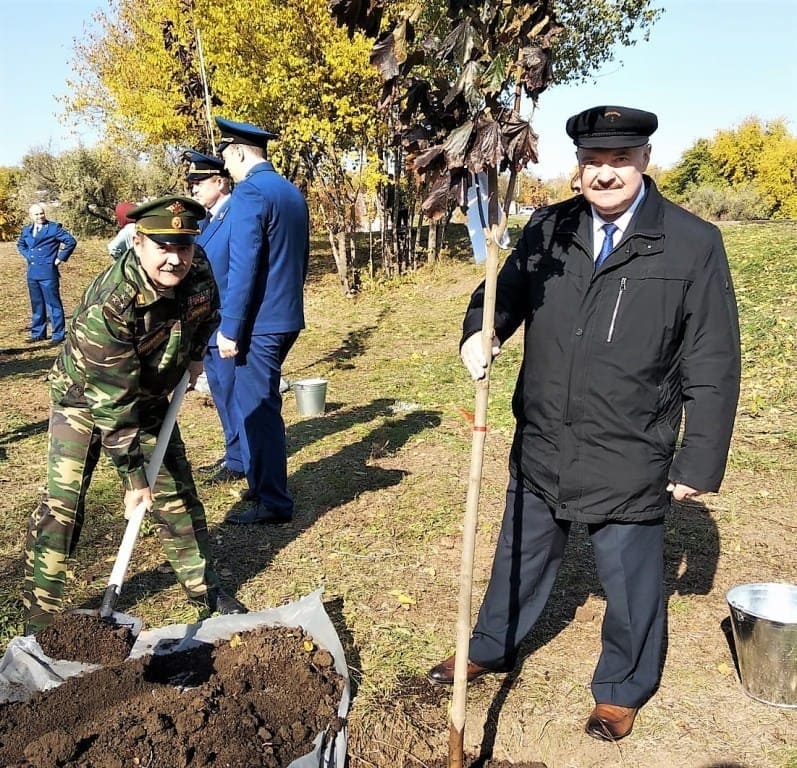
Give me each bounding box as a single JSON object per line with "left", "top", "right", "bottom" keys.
{"left": 461, "top": 332, "right": 501, "bottom": 380}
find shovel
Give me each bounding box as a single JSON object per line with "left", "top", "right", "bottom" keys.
{"left": 95, "top": 372, "right": 191, "bottom": 623}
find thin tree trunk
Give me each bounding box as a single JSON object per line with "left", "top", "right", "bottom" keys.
{"left": 327, "top": 229, "right": 350, "bottom": 295}
{"left": 449, "top": 165, "right": 504, "bottom": 768}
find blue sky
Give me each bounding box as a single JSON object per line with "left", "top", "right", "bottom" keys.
{"left": 1, "top": 0, "right": 795, "bottom": 178}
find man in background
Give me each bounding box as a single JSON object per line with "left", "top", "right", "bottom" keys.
{"left": 183, "top": 149, "right": 244, "bottom": 485}
{"left": 16, "top": 204, "right": 77, "bottom": 345}
{"left": 214, "top": 117, "right": 310, "bottom": 526}
{"left": 107, "top": 201, "right": 137, "bottom": 259}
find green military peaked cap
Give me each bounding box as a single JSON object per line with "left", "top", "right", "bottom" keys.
{"left": 129, "top": 195, "right": 204, "bottom": 245}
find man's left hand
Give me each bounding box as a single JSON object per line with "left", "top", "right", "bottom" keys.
{"left": 187, "top": 360, "right": 204, "bottom": 389}
{"left": 217, "top": 331, "right": 238, "bottom": 359}
{"left": 667, "top": 482, "right": 703, "bottom": 502}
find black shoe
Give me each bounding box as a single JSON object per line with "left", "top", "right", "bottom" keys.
{"left": 26, "top": 336, "right": 46, "bottom": 344}
{"left": 194, "top": 586, "right": 248, "bottom": 615}
{"left": 201, "top": 462, "right": 246, "bottom": 484}
{"left": 50, "top": 337, "right": 65, "bottom": 346}
{"left": 197, "top": 458, "right": 226, "bottom": 474}
{"left": 223, "top": 502, "right": 292, "bottom": 526}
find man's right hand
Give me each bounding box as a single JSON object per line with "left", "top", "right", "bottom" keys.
{"left": 124, "top": 487, "right": 153, "bottom": 520}
{"left": 461, "top": 332, "right": 501, "bottom": 380}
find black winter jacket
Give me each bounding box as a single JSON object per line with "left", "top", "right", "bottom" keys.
{"left": 462, "top": 179, "right": 741, "bottom": 523}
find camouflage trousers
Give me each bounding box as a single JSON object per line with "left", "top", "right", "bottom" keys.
{"left": 23, "top": 398, "right": 217, "bottom": 631}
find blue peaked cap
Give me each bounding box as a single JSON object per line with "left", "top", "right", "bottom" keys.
{"left": 182, "top": 149, "right": 228, "bottom": 181}
{"left": 215, "top": 117, "right": 280, "bottom": 153}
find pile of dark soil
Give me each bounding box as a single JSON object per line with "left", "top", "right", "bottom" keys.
{"left": 0, "top": 624, "right": 345, "bottom": 767}
{"left": 35, "top": 612, "right": 137, "bottom": 666}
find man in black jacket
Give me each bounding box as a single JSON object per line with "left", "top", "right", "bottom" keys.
{"left": 427, "top": 106, "right": 741, "bottom": 742}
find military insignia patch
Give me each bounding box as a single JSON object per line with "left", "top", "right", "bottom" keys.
{"left": 171, "top": 216, "right": 183, "bottom": 230}
{"left": 166, "top": 201, "right": 186, "bottom": 215}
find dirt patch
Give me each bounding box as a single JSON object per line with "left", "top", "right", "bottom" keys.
{"left": 35, "top": 612, "right": 137, "bottom": 666}
{"left": 0, "top": 625, "right": 345, "bottom": 767}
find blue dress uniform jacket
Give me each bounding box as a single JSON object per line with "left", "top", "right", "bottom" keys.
{"left": 17, "top": 221, "right": 77, "bottom": 279}
{"left": 221, "top": 162, "right": 309, "bottom": 341}
{"left": 197, "top": 196, "right": 243, "bottom": 472}
{"left": 462, "top": 178, "right": 741, "bottom": 523}
{"left": 198, "top": 197, "right": 233, "bottom": 293}
{"left": 222, "top": 161, "right": 309, "bottom": 518}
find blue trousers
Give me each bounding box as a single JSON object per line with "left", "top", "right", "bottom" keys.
{"left": 204, "top": 345, "right": 243, "bottom": 473}
{"left": 470, "top": 475, "right": 665, "bottom": 708}
{"left": 234, "top": 332, "right": 298, "bottom": 516}
{"left": 28, "top": 276, "right": 65, "bottom": 340}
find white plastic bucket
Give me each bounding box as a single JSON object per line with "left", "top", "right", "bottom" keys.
{"left": 726, "top": 582, "right": 797, "bottom": 708}
{"left": 293, "top": 378, "right": 327, "bottom": 417}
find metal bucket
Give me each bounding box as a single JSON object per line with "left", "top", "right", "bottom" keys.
{"left": 293, "top": 378, "right": 327, "bottom": 417}
{"left": 726, "top": 582, "right": 797, "bottom": 708}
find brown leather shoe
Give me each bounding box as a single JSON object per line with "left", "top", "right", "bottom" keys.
{"left": 426, "top": 654, "right": 498, "bottom": 685}
{"left": 585, "top": 703, "right": 638, "bottom": 741}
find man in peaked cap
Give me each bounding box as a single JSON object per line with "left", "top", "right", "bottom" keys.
{"left": 427, "top": 106, "right": 740, "bottom": 743}
{"left": 24, "top": 195, "right": 247, "bottom": 633}
{"left": 212, "top": 116, "right": 310, "bottom": 526}
{"left": 181, "top": 149, "right": 244, "bottom": 484}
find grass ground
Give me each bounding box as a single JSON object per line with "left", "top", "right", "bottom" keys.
{"left": 0, "top": 219, "right": 795, "bottom": 767}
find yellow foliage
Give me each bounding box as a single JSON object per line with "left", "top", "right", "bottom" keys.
{"left": 65, "top": 0, "right": 383, "bottom": 160}
{"left": 709, "top": 117, "right": 797, "bottom": 219}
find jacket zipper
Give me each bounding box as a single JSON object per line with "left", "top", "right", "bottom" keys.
{"left": 606, "top": 277, "right": 627, "bottom": 342}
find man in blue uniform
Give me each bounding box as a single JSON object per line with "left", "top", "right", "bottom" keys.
{"left": 213, "top": 117, "right": 310, "bottom": 525}
{"left": 183, "top": 149, "right": 244, "bottom": 484}
{"left": 17, "top": 204, "right": 77, "bottom": 344}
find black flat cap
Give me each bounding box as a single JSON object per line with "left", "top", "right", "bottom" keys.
{"left": 215, "top": 117, "right": 280, "bottom": 153}
{"left": 566, "top": 105, "right": 658, "bottom": 148}
{"left": 129, "top": 195, "right": 204, "bottom": 245}
{"left": 182, "top": 149, "right": 229, "bottom": 181}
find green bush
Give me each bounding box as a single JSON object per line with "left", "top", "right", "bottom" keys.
{"left": 681, "top": 182, "right": 771, "bottom": 221}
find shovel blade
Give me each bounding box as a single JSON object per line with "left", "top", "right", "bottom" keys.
{"left": 69, "top": 608, "right": 143, "bottom": 637}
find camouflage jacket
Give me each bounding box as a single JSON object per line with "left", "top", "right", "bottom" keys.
{"left": 49, "top": 248, "right": 220, "bottom": 490}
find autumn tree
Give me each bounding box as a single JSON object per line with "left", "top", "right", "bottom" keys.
{"left": 64, "top": 0, "right": 383, "bottom": 292}
{"left": 711, "top": 117, "right": 797, "bottom": 218}
{"left": 12, "top": 146, "right": 179, "bottom": 237}
{"left": 660, "top": 117, "right": 797, "bottom": 219}
{"left": 0, "top": 167, "right": 24, "bottom": 241}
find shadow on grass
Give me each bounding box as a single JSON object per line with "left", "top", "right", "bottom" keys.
{"left": 285, "top": 308, "right": 390, "bottom": 379}
{"left": 0, "top": 418, "right": 49, "bottom": 463}
{"left": 113, "top": 399, "right": 442, "bottom": 615}
{"left": 474, "top": 499, "right": 720, "bottom": 763}
{"left": 0, "top": 353, "right": 54, "bottom": 383}
{"left": 285, "top": 397, "right": 415, "bottom": 460}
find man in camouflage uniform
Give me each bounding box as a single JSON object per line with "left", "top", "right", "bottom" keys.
{"left": 23, "top": 196, "right": 247, "bottom": 633}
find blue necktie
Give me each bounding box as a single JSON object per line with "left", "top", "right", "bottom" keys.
{"left": 596, "top": 222, "right": 618, "bottom": 268}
